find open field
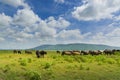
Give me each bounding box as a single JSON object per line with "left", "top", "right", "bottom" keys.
{"left": 0, "top": 50, "right": 120, "bottom": 80}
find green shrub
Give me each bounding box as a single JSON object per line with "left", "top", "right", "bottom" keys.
{"left": 19, "top": 60, "right": 27, "bottom": 66}
{"left": 44, "top": 63, "right": 51, "bottom": 69}
{"left": 28, "top": 58, "right": 32, "bottom": 63}
{"left": 52, "top": 55, "right": 57, "bottom": 59}
{"left": 25, "top": 71, "right": 41, "bottom": 80}
{"left": 3, "top": 65, "right": 10, "bottom": 73}
{"left": 86, "top": 67, "right": 90, "bottom": 70}
{"left": 106, "top": 58, "right": 116, "bottom": 64}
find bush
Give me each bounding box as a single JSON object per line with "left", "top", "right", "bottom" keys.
{"left": 44, "top": 63, "right": 51, "bottom": 69}
{"left": 86, "top": 67, "right": 90, "bottom": 70}
{"left": 28, "top": 58, "right": 32, "bottom": 63}
{"left": 25, "top": 71, "right": 41, "bottom": 80}
{"left": 106, "top": 58, "right": 116, "bottom": 64}
{"left": 19, "top": 60, "right": 27, "bottom": 66}
{"left": 3, "top": 65, "right": 11, "bottom": 73}
{"left": 52, "top": 55, "right": 57, "bottom": 59}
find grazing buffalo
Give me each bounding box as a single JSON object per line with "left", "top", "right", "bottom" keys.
{"left": 72, "top": 50, "right": 81, "bottom": 55}
{"left": 56, "top": 50, "right": 61, "bottom": 54}
{"left": 18, "top": 50, "right": 21, "bottom": 54}
{"left": 25, "top": 50, "right": 32, "bottom": 54}
{"left": 61, "top": 51, "right": 73, "bottom": 55}
{"left": 13, "top": 50, "right": 17, "bottom": 54}
{"left": 103, "top": 49, "right": 115, "bottom": 55}
{"left": 81, "top": 50, "right": 89, "bottom": 55}
{"left": 39, "top": 50, "right": 47, "bottom": 58}
{"left": 89, "top": 50, "right": 102, "bottom": 56}
{"left": 36, "top": 50, "right": 40, "bottom": 58}
{"left": 13, "top": 50, "right": 21, "bottom": 54}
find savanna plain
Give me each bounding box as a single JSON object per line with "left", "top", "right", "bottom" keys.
{"left": 0, "top": 50, "right": 120, "bottom": 80}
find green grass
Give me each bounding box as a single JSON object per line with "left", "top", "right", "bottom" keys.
{"left": 0, "top": 50, "right": 120, "bottom": 80}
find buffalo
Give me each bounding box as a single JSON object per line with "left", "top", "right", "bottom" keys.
{"left": 13, "top": 50, "right": 17, "bottom": 54}
{"left": 61, "top": 50, "right": 81, "bottom": 55}
{"left": 13, "top": 50, "right": 21, "bottom": 54}
{"left": 89, "top": 50, "right": 102, "bottom": 56}
{"left": 36, "top": 50, "right": 40, "bottom": 58}
{"left": 25, "top": 50, "right": 32, "bottom": 54}
{"left": 103, "top": 49, "right": 115, "bottom": 55}
{"left": 61, "top": 51, "right": 73, "bottom": 55}
{"left": 35, "top": 50, "right": 47, "bottom": 58}
{"left": 72, "top": 50, "right": 81, "bottom": 55}
{"left": 39, "top": 50, "right": 47, "bottom": 58}
{"left": 18, "top": 50, "right": 21, "bottom": 54}
{"left": 81, "top": 50, "right": 89, "bottom": 55}
{"left": 56, "top": 50, "right": 61, "bottom": 54}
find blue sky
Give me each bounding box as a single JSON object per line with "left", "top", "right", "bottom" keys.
{"left": 0, "top": 0, "right": 120, "bottom": 49}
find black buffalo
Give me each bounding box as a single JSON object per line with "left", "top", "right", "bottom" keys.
{"left": 56, "top": 50, "right": 61, "bottom": 54}
{"left": 89, "top": 50, "right": 102, "bottom": 56}
{"left": 13, "top": 50, "right": 21, "bottom": 54}
{"left": 18, "top": 50, "right": 21, "bottom": 54}
{"left": 13, "top": 50, "right": 17, "bottom": 54}
{"left": 35, "top": 50, "right": 47, "bottom": 58}
{"left": 35, "top": 50, "right": 40, "bottom": 58}
{"left": 25, "top": 50, "right": 32, "bottom": 54}
{"left": 81, "top": 50, "right": 89, "bottom": 55}
{"left": 39, "top": 50, "right": 47, "bottom": 57}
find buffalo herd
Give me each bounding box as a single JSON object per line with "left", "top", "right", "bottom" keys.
{"left": 13, "top": 49, "right": 120, "bottom": 58}
{"left": 61, "top": 49, "right": 120, "bottom": 56}
{"left": 13, "top": 50, "right": 47, "bottom": 58}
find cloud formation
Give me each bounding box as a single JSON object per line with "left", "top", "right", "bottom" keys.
{"left": 0, "top": 0, "right": 29, "bottom": 8}
{"left": 54, "top": 0, "right": 65, "bottom": 3}
{"left": 72, "top": 0, "right": 120, "bottom": 21}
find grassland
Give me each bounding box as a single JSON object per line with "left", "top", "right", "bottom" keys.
{"left": 0, "top": 50, "right": 120, "bottom": 80}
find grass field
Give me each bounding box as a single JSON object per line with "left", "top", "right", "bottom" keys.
{"left": 0, "top": 50, "right": 120, "bottom": 80}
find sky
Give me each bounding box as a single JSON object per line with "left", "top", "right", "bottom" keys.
{"left": 0, "top": 0, "right": 120, "bottom": 49}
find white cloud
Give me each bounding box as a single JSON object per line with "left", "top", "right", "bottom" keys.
{"left": 0, "top": 37, "right": 5, "bottom": 41}
{"left": 46, "top": 16, "right": 70, "bottom": 29}
{"left": 114, "top": 16, "right": 120, "bottom": 21}
{"left": 13, "top": 8, "right": 40, "bottom": 27}
{"left": 88, "top": 27, "right": 120, "bottom": 47}
{"left": 0, "top": 0, "right": 29, "bottom": 8}
{"left": 0, "top": 13, "right": 12, "bottom": 40}
{"left": 54, "top": 0, "right": 65, "bottom": 3}
{"left": 56, "top": 29, "right": 85, "bottom": 41}
{"left": 0, "top": 13, "right": 12, "bottom": 27}
{"left": 72, "top": 0, "right": 120, "bottom": 21}
{"left": 106, "top": 28, "right": 120, "bottom": 37}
